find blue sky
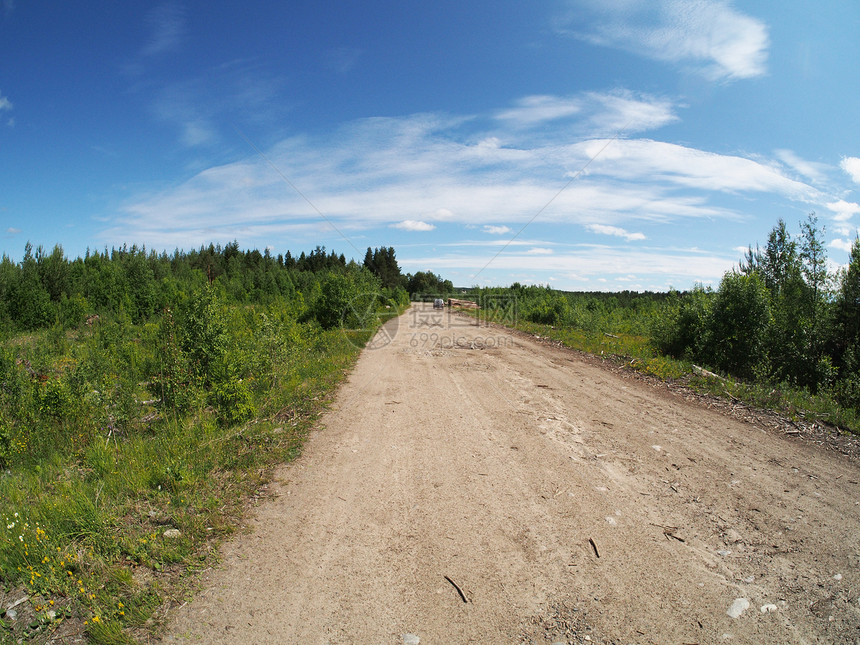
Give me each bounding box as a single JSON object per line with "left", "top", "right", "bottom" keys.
{"left": 1, "top": 1, "right": 859, "bottom": 291}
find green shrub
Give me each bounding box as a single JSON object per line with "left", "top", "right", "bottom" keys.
{"left": 651, "top": 288, "right": 711, "bottom": 359}
{"left": 705, "top": 272, "right": 771, "bottom": 379}
{"left": 213, "top": 378, "right": 254, "bottom": 427}
{"left": 38, "top": 378, "right": 72, "bottom": 419}
{"left": 525, "top": 290, "right": 570, "bottom": 325}
{"left": 179, "top": 286, "right": 228, "bottom": 384}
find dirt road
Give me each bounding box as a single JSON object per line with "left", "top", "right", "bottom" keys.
{"left": 163, "top": 304, "right": 860, "bottom": 644}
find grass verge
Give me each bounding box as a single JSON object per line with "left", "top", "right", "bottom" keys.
{"left": 468, "top": 308, "right": 860, "bottom": 436}
{"left": 0, "top": 305, "right": 390, "bottom": 644}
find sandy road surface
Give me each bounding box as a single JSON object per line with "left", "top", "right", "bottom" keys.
{"left": 163, "top": 304, "right": 860, "bottom": 644}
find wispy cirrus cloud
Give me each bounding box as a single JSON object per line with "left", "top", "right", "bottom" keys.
{"left": 775, "top": 149, "right": 829, "bottom": 184}
{"left": 0, "top": 90, "right": 12, "bottom": 126}
{"left": 107, "top": 90, "right": 835, "bottom": 288}
{"left": 558, "top": 0, "right": 769, "bottom": 81}
{"left": 112, "top": 97, "right": 818, "bottom": 238}
{"left": 141, "top": 3, "right": 186, "bottom": 58}
{"left": 324, "top": 47, "right": 362, "bottom": 74}
{"left": 497, "top": 89, "right": 678, "bottom": 135}
{"left": 149, "top": 61, "right": 286, "bottom": 147}
{"left": 579, "top": 138, "right": 819, "bottom": 200}
{"left": 399, "top": 245, "right": 734, "bottom": 282}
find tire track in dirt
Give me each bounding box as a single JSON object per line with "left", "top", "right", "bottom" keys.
{"left": 162, "top": 304, "right": 860, "bottom": 644}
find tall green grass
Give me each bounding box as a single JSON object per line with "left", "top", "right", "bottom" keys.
{"left": 0, "top": 298, "right": 382, "bottom": 643}
{"left": 462, "top": 289, "right": 860, "bottom": 435}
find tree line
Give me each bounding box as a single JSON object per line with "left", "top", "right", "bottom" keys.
{"left": 0, "top": 242, "right": 459, "bottom": 333}
{"left": 654, "top": 214, "right": 860, "bottom": 410}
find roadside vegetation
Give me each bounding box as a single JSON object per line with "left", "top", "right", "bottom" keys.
{"left": 0, "top": 242, "right": 409, "bottom": 643}
{"left": 3, "top": 213, "right": 859, "bottom": 641}
{"left": 466, "top": 214, "right": 860, "bottom": 434}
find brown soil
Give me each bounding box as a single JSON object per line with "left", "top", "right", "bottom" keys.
{"left": 161, "top": 304, "right": 860, "bottom": 644}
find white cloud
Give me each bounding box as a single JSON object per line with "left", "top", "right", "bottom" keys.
{"left": 497, "top": 95, "right": 583, "bottom": 126}
{"left": 497, "top": 89, "right": 678, "bottom": 134}
{"left": 392, "top": 220, "right": 435, "bottom": 232}
{"left": 580, "top": 138, "right": 819, "bottom": 200}
{"left": 830, "top": 238, "right": 856, "bottom": 253}
{"left": 585, "top": 90, "right": 679, "bottom": 133}
{"left": 826, "top": 200, "right": 860, "bottom": 222}
{"left": 560, "top": 0, "right": 769, "bottom": 81}
{"left": 586, "top": 223, "right": 646, "bottom": 241}
{"left": 841, "top": 157, "right": 860, "bottom": 184}
{"left": 5, "top": 227, "right": 20, "bottom": 235}
{"left": 775, "top": 149, "right": 828, "bottom": 184}
{"left": 141, "top": 4, "right": 185, "bottom": 58}
{"left": 400, "top": 245, "right": 736, "bottom": 283}
{"left": 433, "top": 208, "right": 455, "bottom": 220}
{"left": 0, "top": 92, "right": 11, "bottom": 112}
{"left": 526, "top": 247, "right": 554, "bottom": 255}
{"left": 111, "top": 96, "right": 823, "bottom": 258}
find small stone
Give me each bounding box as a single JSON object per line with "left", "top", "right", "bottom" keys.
{"left": 402, "top": 634, "right": 420, "bottom": 645}
{"left": 651, "top": 445, "right": 662, "bottom": 452}
{"left": 717, "top": 550, "right": 732, "bottom": 557}
{"left": 743, "top": 576, "right": 755, "bottom": 583}
{"left": 163, "top": 528, "right": 182, "bottom": 539}
{"left": 724, "top": 529, "right": 743, "bottom": 543}
{"left": 833, "top": 573, "right": 843, "bottom": 581}
{"left": 605, "top": 516, "right": 617, "bottom": 526}
{"left": 727, "top": 598, "right": 750, "bottom": 618}
{"left": 5, "top": 608, "right": 16, "bottom": 620}
{"left": 760, "top": 604, "right": 778, "bottom": 613}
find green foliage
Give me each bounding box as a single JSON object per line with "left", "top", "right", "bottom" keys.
{"left": 37, "top": 377, "right": 73, "bottom": 419}
{"left": 705, "top": 272, "right": 771, "bottom": 379}
{"left": 835, "top": 237, "right": 860, "bottom": 371}
{"left": 363, "top": 246, "right": 406, "bottom": 289}
{"left": 406, "top": 270, "right": 454, "bottom": 297}
{"left": 149, "top": 308, "right": 195, "bottom": 414}
{"left": 179, "top": 286, "right": 228, "bottom": 384}
{"left": 213, "top": 377, "right": 254, "bottom": 427}
{"left": 312, "top": 268, "right": 382, "bottom": 330}
{"left": 651, "top": 287, "right": 711, "bottom": 359}
{"left": 0, "top": 241, "right": 393, "bottom": 641}
{"left": 524, "top": 287, "right": 571, "bottom": 325}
